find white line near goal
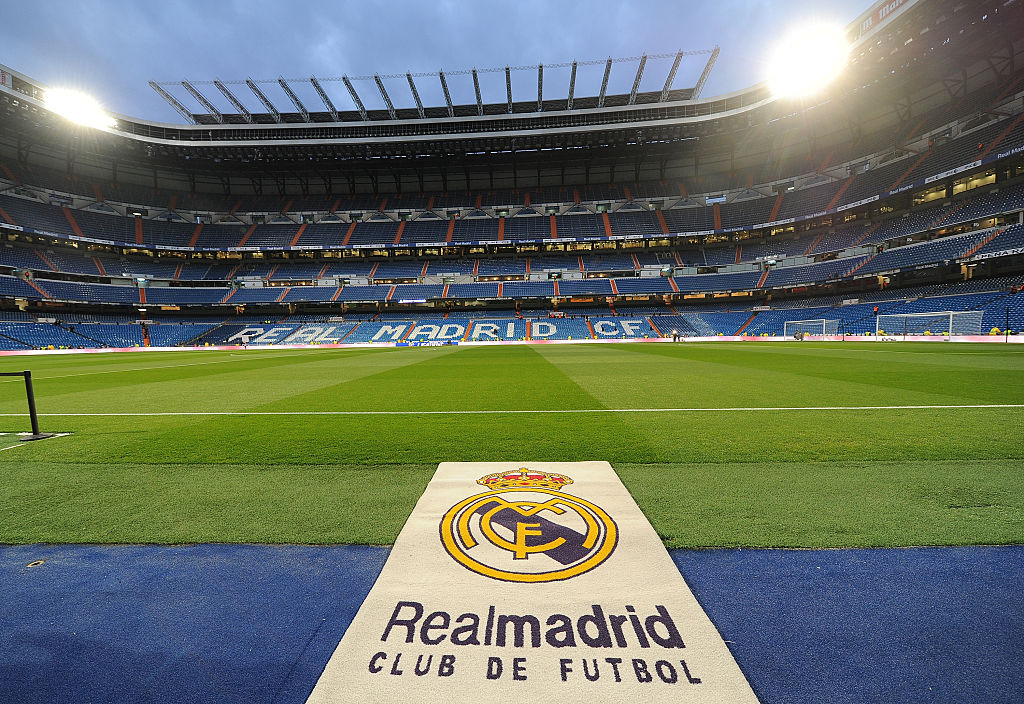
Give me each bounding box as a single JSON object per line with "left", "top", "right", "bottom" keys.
{"left": 0, "top": 404, "right": 1020, "bottom": 417}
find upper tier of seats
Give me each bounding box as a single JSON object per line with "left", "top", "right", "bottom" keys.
{"left": 0, "top": 223, "right": 1020, "bottom": 307}
{"left": 1, "top": 107, "right": 1021, "bottom": 253}
{"left": 1, "top": 179, "right": 1019, "bottom": 259}
{"left": 1, "top": 177, "right": 1021, "bottom": 288}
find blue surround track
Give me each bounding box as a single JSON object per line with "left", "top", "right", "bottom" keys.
{"left": 1, "top": 544, "right": 1021, "bottom": 703}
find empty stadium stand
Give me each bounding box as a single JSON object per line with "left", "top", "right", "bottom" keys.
{"left": 1, "top": 1, "right": 1023, "bottom": 349}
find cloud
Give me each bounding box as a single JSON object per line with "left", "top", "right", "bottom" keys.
{"left": 1, "top": 0, "right": 868, "bottom": 121}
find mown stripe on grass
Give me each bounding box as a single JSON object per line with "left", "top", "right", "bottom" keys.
{"left": 0, "top": 347, "right": 449, "bottom": 416}
{"left": 249, "top": 344, "right": 548, "bottom": 414}
{"left": 2, "top": 403, "right": 1022, "bottom": 416}
{"left": 598, "top": 341, "right": 1024, "bottom": 406}
{"left": 0, "top": 349, "right": 354, "bottom": 382}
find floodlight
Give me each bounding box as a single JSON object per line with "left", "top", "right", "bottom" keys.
{"left": 767, "top": 23, "right": 849, "bottom": 98}
{"left": 44, "top": 88, "right": 116, "bottom": 129}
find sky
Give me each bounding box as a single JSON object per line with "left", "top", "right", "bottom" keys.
{"left": 3, "top": 0, "right": 869, "bottom": 123}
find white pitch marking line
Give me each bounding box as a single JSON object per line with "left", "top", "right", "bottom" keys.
{"left": 0, "top": 404, "right": 1020, "bottom": 417}
{"left": 0, "top": 432, "right": 71, "bottom": 450}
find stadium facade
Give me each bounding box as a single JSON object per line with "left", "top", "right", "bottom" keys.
{"left": 0, "top": 0, "right": 1023, "bottom": 348}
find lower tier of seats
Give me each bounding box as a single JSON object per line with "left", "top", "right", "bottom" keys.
{"left": 1, "top": 276, "right": 1021, "bottom": 349}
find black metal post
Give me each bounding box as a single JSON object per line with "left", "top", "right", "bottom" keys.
{"left": 0, "top": 370, "right": 54, "bottom": 441}
{"left": 23, "top": 371, "right": 43, "bottom": 438}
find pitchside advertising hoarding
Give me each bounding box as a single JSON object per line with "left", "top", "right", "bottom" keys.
{"left": 307, "top": 462, "right": 759, "bottom": 703}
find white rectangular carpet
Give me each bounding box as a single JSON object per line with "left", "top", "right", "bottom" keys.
{"left": 307, "top": 461, "right": 759, "bottom": 703}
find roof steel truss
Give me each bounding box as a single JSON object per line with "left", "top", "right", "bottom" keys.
{"left": 150, "top": 49, "right": 717, "bottom": 123}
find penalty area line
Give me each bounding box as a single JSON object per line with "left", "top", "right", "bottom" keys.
{"left": 0, "top": 404, "right": 1021, "bottom": 417}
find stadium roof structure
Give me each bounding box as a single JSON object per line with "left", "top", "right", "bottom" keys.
{"left": 148, "top": 50, "right": 722, "bottom": 126}
{"left": 0, "top": 0, "right": 1022, "bottom": 198}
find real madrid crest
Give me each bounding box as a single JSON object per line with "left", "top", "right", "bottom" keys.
{"left": 439, "top": 469, "right": 618, "bottom": 583}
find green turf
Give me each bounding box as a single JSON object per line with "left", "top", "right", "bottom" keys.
{"left": 0, "top": 342, "right": 1021, "bottom": 547}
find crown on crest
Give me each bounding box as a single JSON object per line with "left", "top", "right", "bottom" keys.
{"left": 477, "top": 469, "right": 574, "bottom": 491}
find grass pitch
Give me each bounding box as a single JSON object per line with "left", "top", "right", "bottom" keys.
{"left": 0, "top": 341, "right": 1021, "bottom": 548}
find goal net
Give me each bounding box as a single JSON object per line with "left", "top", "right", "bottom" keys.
{"left": 783, "top": 319, "right": 840, "bottom": 337}
{"left": 875, "top": 310, "right": 984, "bottom": 337}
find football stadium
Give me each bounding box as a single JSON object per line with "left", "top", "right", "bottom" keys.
{"left": 1, "top": 0, "right": 1023, "bottom": 701}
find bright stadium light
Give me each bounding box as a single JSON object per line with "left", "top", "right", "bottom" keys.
{"left": 767, "top": 23, "right": 849, "bottom": 99}
{"left": 44, "top": 88, "right": 117, "bottom": 129}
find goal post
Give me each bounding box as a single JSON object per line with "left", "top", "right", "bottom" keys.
{"left": 0, "top": 370, "right": 53, "bottom": 440}
{"left": 783, "top": 319, "right": 840, "bottom": 337}
{"left": 875, "top": 310, "right": 984, "bottom": 338}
